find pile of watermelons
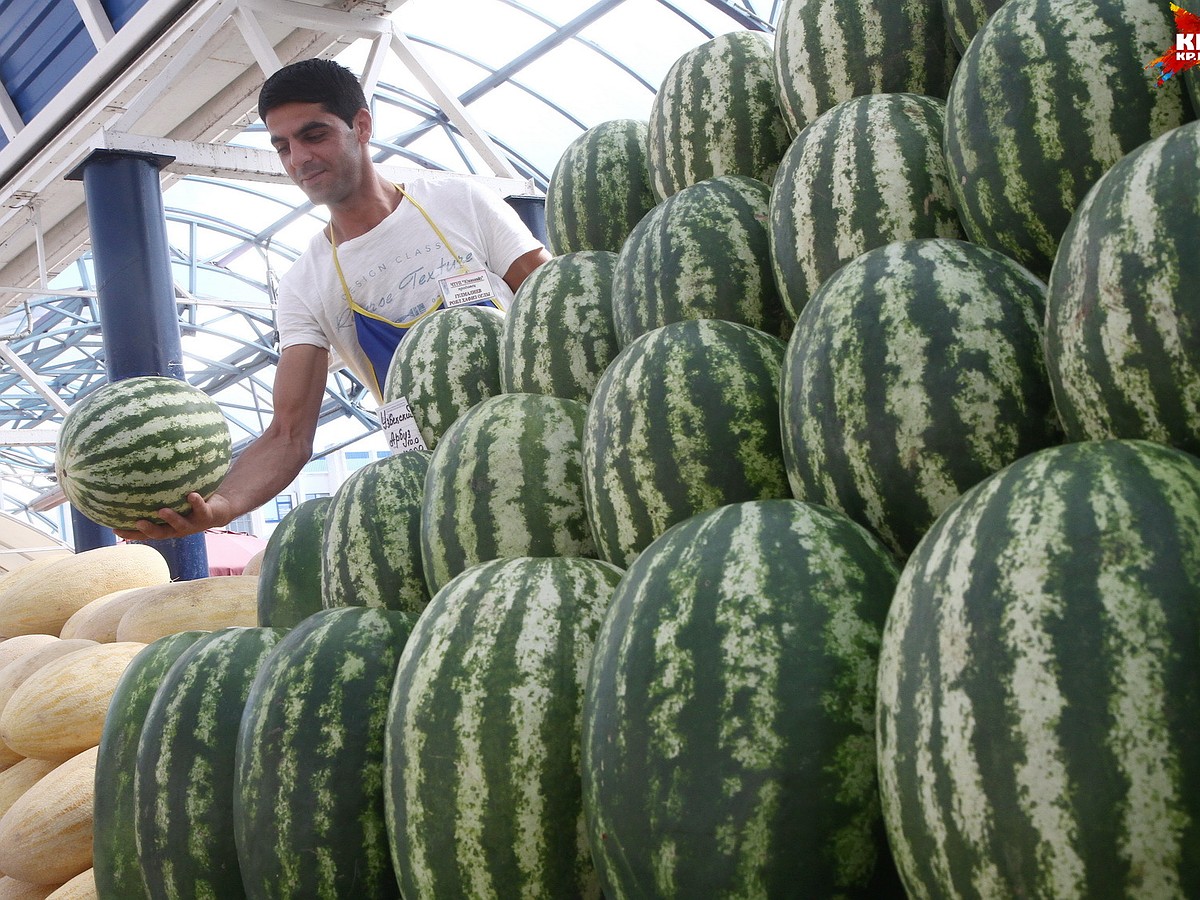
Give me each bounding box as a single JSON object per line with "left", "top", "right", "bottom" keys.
{"left": 28, "top": 0, "right": 1200, "bottom": 895}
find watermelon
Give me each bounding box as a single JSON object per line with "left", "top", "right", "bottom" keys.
{"left": 583, "top": 499, "right": 901, "bottom": 897}
{"left": 943, "top": 0, "right": 1191, "bottom": 279}
{"left": 134, "top": 626, "right": 285, "bottom": 899}
{"left": 781, "top": 238, "right": 1061, "bottom": 558}
{"left": 257, "top": 495, "right": 331, "bottom": 628}
{"left": 235, "top": 607, "right": 415, "bottom": 899}
{"left": 499, "top": 250, "right": 621, "bottom": 403}
{"left": 420, "top": 393, "right": 594, "bottom": 594}
{"left": 1045, "top": 119, "right": 1200, "bottom": 456}
{"left": 55, "top": 376, "right": 231, "bottom": 530}
{"left": 322, "top": 450, "right": 431, "bottom": 615}
{"left": 385, "top": 556, "right": 623, "bottom": 899}
{"left": 545, "top": 119, "right": 656, "bottom": 256}
{"left": 647, "top": 30, "right": 791, "bottom": 202}
{"left": 941, "top": 0, "right": 1006, "bottom": 54}
{"left": 582, "top": 318, "right": 790, "bottom": 568}
{"left": 877, "top": 438, "right": 1200, "bottom": 898}
{"left": 94, "top": 631, "right": 207, "bottom": 900}
{"left": 611, "top": 175, "right": 790, "bottom": 346}
{"left": 382, "top": 305, "right": 505, "bottom": 449}
{"left": 768, "top": 92, "right": 963, "bottom": 322}
{"left": 771, "top": 0, "right": 958, "bottom": 136}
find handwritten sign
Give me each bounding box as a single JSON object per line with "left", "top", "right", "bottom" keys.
{"left": 378, "top": 396, "right": 428, "bottom": 453}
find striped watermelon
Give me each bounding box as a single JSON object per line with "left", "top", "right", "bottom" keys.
{"left": 420, "top": 393, "right": 594, "bottom": 594}
{"left": 781, "top": 238, "right": 1061, "bottom": 558}
{"left": 582, "top": 318, "right": 790, "bottom": 568}
{"left": 499, "top": 250, "right": 620, "bottom": 403}
{"left": 257, "top": 495, "right": 331, "bottom": 628}
{"left": 583, "top": 499, "right": 901, "bottom": 897}
{"left": 545, "top": 119, "right": 656, "bottom": 256}
{"left": 235, "top": 607, "right": 415, "bottom": 899}
{"left": 943, "top": 0, "right": 1191, "bottom": 279}
{"left": 941, "top": 0, "right": 1006, "bottom": 53}
{"left": 55, "top": 376, "right": 231, "bottom": 530}
{"left": 877, "top": 438, "right": 1200, "bottom": 898}
{"left": 322, "top": 450, "right": 431, "bottom": 615}
{"left": 135, "top": 626, "right": 284, "bottom": 899}
{"left": 611, "top": 175, "right": 790, "bottom": 346}
{"left": 382, "top": 305, "right": 505, "bottom": 449}
{"left": 1045, "top": 120, "right": 1200, "bottom": 456}
{"left": 94, "top": 631, "right": 206, "bottom": 900}
{"left": 647, "top": 30, "right": 791, "bottom": 202}
{"left": 385, "top": 555, "right": 623, "bottom": 899}
{"left": 771, "top": 0, "right": 958, "bottom": 136}
{"left": 768, "top": 92, "right": 963, "bottom": 321}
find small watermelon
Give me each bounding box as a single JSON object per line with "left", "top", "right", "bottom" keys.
{"left": 647, "top": 30, "right": 791, "bottom": 202}
{"left": 1045, "top": 119, "right": 1200, "bottom": 456}
{"left": 499, "top": 250, "right": 621, "bottom": 403}
{"left": 582, "top": 318, "right": 790, "bottom": 568}
{"left": 584, "top": 499, "right": 901, "bottom": 897}
{"left": 322, "top": 450, "right": 431, "bottom": 615}
{"left": 382, "top": 305, "right": 505, "bottom": 449}
{"left": 611, "top": 175, "right": 789, "bottom": 346}
{"left": 772, "top": 0, "right": 958, "bottom": 135}
{"left": 545, "top": 119, "right": 656, "bottom": 256}
{"left": 55, "top": 376, "right": 231, "bottom": 530}
{"left": 420, "top": 393, "right": 594, "bottom": 594}
{"left": 878, "top": 439, "right": 1200, "bottom": 898}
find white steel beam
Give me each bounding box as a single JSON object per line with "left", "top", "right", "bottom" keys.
{"left": 388, "top": 27, "right": 519, "bottom": 179}
{"left": 0, "top": 344, "right": 72, "bottom": 417}
{"left": 233, "top": 5, "right": 285, "bottom": 77}
{"left": 0, "top": 429, "right": 59, "bottom": 447}
{"left": 72, "top": 0, "right": 117, "bottom": 48}
{"left": 0, "top": 84, "right": 24, "bottom": 141}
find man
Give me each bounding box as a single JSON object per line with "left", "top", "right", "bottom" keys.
{"left": 117, "top": 58, "right": 550, "bottom": 541}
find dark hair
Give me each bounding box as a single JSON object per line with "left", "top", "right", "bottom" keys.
{"left": 257, "top": 58, "right": 367, "bottom": 127}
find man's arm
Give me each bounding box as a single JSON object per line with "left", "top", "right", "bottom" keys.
{"left": 502, "top": 247, "right": 551, "bottom": 295}
{"left": 115, "top": 344, "right": 330, "bottom": 541}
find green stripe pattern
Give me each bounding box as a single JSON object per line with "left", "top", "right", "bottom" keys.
{"left": 611, "top": 174, "right": 789, "bottom": 346}
{"left": 781, "top": 238, "right": 1060, "bottom": 558}
{"left": 235, "top": 607, "right": 415, "bottom": 899}
{"left": 94, "top": 631, "right": 207, "bottom": 900}
{"left": 768, "top": 92, "right": 963, "bottom": 321}
{"left": 385, "top": 556, "right": 623, "bottom": 900}
{"left": 582, "top": 318, "right": 789, "bottom": 568}
{"left": 583, "top": 499, "right": 900, "bottom": 898}
{"left": 420, "top": 393, "right": 594, "bottom": 594}
{"left": 322, "top": 450, "right": 431, "bottom": 615}
{"left": 941, "top": 0, "right": 1006, "bottom": 53}
{"left": 499, "top": 250, "right": 621, "bottom": 403}
{"left": 257, "top": 495, "right": 331, "bottom": 628}
{"left": 771, "top": 0, "right": 958, "bottom": 135}
{"left": 877, "top": 439, "right": 1200, "bottom": 898}
{"left": 545, "top": 119, "right": 656, "bottom": 256}
{"left": 1045, "top": 120, "right": 1200, "bottom": 456}
{"left": 135, "top": 626, "right": 285, "bottom": 900}
{"left": 647, "top": 31, "right": 790, "bottom": 202}
{"left": 383, "top": 306, "right": 505, "bottom": 449}
{"left": 943, "top": 0, "right": 1190, "bottom": 279}
{"left": 55, "top": 375, "right": 231, "bottom": 530}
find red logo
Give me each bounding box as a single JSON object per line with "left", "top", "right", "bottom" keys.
{"left": 1146, "top": 3, "right": 1200, "bottom": 85}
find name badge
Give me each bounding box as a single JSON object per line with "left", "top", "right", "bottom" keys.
{"left": 438, "top": 269, "right": 497, "bottom": 310}
{"left": 378, "top": 395, "right": 429, "bottom": 454}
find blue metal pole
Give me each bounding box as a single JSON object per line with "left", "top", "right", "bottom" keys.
{"left": 65, "top": 149, "right": 209, "bottom": 580}
{"left": 504, "top": 194, "right": 548, "bottom": 246}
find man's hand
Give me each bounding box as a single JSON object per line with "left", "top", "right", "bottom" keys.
{"left": 113, "top": 492, "right": 231, "bottom": 542}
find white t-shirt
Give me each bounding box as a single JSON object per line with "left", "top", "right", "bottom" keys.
{"left": 276, "top": 176, "right": 544, "bottom": 390}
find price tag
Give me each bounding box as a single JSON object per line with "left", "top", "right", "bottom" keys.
{"left": 378, "top": 396, "right": 429, "bottom": 454}
{"left": 438, "top": 269, "right": 497, "bottom": 309}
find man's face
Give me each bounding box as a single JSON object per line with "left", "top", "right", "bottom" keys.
{"left": 265, "top": 101, "right": 370, "bottom": 206}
